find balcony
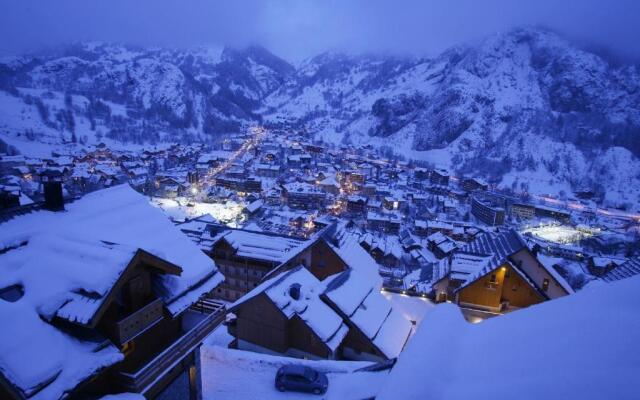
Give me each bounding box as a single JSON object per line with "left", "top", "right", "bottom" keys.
{"left": 115, "top": 299, "right": 226, "bottom": 394}
{"left": 116, "top": 298, "right": 164, "bottom": 345}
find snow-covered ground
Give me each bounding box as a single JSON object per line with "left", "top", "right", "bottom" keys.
{"left": 377, "top": 276, "right": 640, "bottom": 400}
{"left": 380, "top": 291, "right": 435, "bottom": 324}
{"left": 149, "top": 197, "right": 245, "bottom": 224}
{"left": 203, "top": 324, "right": 234, "bottom": 348}
{"left": 200, "top": 346, "right": 388, "bottom": 400}
{"left": 521, "top": 224, "right": 594, "bottom": 244}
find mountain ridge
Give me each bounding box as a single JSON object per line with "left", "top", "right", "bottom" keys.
{"left": 0, "top": 27, "right": 639, "bottom": 205}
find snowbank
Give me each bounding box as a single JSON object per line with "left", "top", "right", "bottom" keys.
{"left": 378, "top": 276, "right": 640, "bottom": 400}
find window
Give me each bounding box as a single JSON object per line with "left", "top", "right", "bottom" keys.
{"left": 489, "top": 274, "right": 497, "bottom": 284}
{"left": 542, "top": 278, "right": 550, "bottom": 291}
{"left": 121, "top": 341, "right": 135, "bottom": 356}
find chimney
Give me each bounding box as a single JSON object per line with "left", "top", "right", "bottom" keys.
{"left": 41, "top": 170, "right": 64, "bottom": 211}
{"left": 289, "top": 283, "right": 301, "bottom": 300}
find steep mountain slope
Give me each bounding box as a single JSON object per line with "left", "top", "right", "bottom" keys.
{"left": 263, "top": 28, "right": 640, "bottom": 204}
{"left": 0, "top": 42, "right": 294, "bottom": 149}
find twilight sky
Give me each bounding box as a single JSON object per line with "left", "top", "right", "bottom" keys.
{"left": 1, "top": 0, "right": 639, "bottom": 62}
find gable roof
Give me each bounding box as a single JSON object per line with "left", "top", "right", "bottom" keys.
{"left": 451, "top": 229, "right": 573, "bottom": 296}
{"left": 601, "top": 257, "right": 640, "bottom": 282}
{"left": 0, "top": 185, "right": 223, "bottom": 399}
{"left": 212, "top": 228, "right": 306, "bottom": 264}
{"left": 229, "top": 266, "right": 348, "bottom": 352}
{"left": 322, "top": 269, "right": 413, "bottom": 359}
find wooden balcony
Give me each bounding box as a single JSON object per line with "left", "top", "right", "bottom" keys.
{"left": 116, "top": 298, "right": 164, "bottom": 345}
{"left": 115, "top": 300, "right": 226, "bottom": 394}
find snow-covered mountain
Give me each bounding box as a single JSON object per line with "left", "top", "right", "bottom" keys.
{"left": 1, "top": 28, "right": 639, "bottom": 204}
{"left": 263, "top": 28, "right": 640, "bottom": 205}
{"left": 0, "top": 42, "right": 293, "bottom": 149}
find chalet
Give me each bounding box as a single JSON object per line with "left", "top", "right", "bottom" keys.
{"left": 383, "top": 196, "right": 403, "bottom": 211}
{"left": 430, "top": 230, "right": 572, "bottom": 320}
{"left": 227, "top": 266, "right": 350, "bottom": 359}
{"left": 366, "top": 212, "right": 401, "bottom": 235}
{"left": 155, "top": 176, "right": 187, "bottom": 198}
{"left": 0, "top": 185, "right": 225, "bottom": 400}
{"left": 425, "top": 220, "right": 454, "bottom": 236}
{"left": 426, "top": 231, "right": 458, "bottom": 259}
{"left": 363, "top": 236, "right": 403, "bottom": 268}
{"left": 346, "top": 195, "right": 367, "bottom": 215}
{"left": 207, "top": 229, "right": 307, "bottom": 301}
{"left": 228, "top": 229, "right": 412, "bottom": 362}
{"left": 243, "top": 199, "right": 264, "bottom": 217}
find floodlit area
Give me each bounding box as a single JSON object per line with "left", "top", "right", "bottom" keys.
{"left": 150, "top": 197, "right": 245, "bottom": 225}
{"left": 521, "top": 224, "right": 595, "bottom": 244}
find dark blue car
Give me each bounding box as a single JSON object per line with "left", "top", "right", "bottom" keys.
{"left": 275, "top": 365, "right": 328, "bottom": 395}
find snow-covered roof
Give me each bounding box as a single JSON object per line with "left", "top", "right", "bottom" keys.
{"left": 265, "top": 267, "right": 348, "bottom": 351}
{"left": 215, "top": 229, "right": 306, "bottom": 263}
{"left": 283, "top": 182, "right": 325, "bottom": 194}
{"left": 602, "top": 257, "right": 640, "bottom": 283}
{"left": 0, "top": 184, "right": 223, "bottom": 399}
{"left": 324, "top": 227, "right": 384, "bottom": 288}
{"left": 244, "top": 199, "right": 263, "bottom": 214}
{"left": 319, "top": 175, "right": 339, "bottom": 187}
{"left": 323, "top": 269, "right": 413, "bottom": 359}
{"left": 378, "top": 275, "right": 640, "bottom": 400}
{"left": 453, "top": 229, "right": 573, "bottom": 295}
{"left": 230, "top": 266, "right": 348, "bottom": 352}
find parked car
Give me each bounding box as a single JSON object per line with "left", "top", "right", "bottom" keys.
{"left": 275, "top": 365, "right": 328, "bottom": 395}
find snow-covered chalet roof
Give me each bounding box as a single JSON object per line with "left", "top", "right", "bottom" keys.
{"left": 0, "top": 184, "right": 223, "bottom": 399}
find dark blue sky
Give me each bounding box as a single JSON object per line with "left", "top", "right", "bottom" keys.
{"left": 1, "top": 0, "right": 639, "bottom": 62}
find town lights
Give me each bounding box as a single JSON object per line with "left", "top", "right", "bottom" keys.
{"left": 190, "top": 187, "right": 199, "bottom": 195}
